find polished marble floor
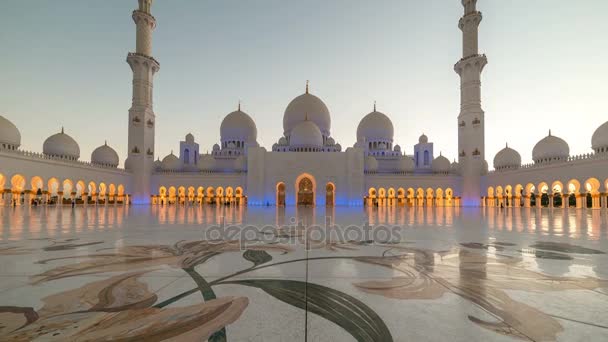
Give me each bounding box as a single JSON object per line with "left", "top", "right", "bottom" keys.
{"left": 0, "top": 205, "right": 607, "bottom": 341}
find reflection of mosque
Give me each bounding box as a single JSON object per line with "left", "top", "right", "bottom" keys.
{"left": 1, "top": 0, "right": 607, "bottom": 208}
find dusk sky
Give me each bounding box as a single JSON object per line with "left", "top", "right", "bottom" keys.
{"left": 1, "top": 0, "right": 607, "bottom": 167}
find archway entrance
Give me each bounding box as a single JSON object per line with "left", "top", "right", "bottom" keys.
{"left": 277, "top": 183, "right": 286, "bottom": 206}
{"left": 297, "top": 177, "right": 314, "bottom": 206}
{"left": 325, "top": 183, "right": 335, "bottom": 206}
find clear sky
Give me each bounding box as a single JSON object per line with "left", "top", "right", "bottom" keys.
{"left": 1, "top": 0, "right": 607, "bottom": 167}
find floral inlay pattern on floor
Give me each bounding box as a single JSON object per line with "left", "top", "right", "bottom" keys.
{"left": 0, "top": 235, "right": 606, "bottom": 341}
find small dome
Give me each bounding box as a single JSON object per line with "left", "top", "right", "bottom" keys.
{"left": 394, "top": 145, "right": 401, "bottom": 152}
{"left": 335, "top": 143, "right": 342, "bottom": 152}
{"left": 153, "top": 157, "right": 162, "bottom": 170}
{"left": 493, "top": 143, "right": 521, "bottom": 170}
{"left": 365, "top": 155, "right": 378, "bottom": 172}
{"left": 185, "top": 133, "right": 195, "bottom": 144}
{"left": 161, "top": 152, "right": 183, "bottom": 171}
{"left": 220, "top": 108, "right": 257, "bottom": 144}
{"left": 592, "top": 121, "right": 608, "bottom": 152}
{"left": 284, "top": 88, "right": 331, "bottom": 137}
{"left": 198, "top": 154, "right": 216, "bottom": 171}
{"left": 290, "top": 120, "right": 323, "bottom": 147}
{"left": 213, "top": 144, "right": 220, "bottom": 151}
{"left": 326, "top": 137, "right": 335, "bottom": 146}
{"left": 419, "top": 134, "right": 428, "bottom": 144}
{"left": 356, "top": 110, "right": 394, "bottom": 143}
{"left": 278, "top": 137, "right": 287, "bottom": 145}
{"left": 43, "top": 128, "right": 80, "bottom": 160}
{"left": 124, "top": 157, "right": 132, "bottom": 170}
{"left": 432, "top": 154, "right": 450, "bottom": 173}
{"left": 0, "top": 115, "right": 21, "bottom": 148}
{"left": 396, "top": 156, "right": 414, "bottom": 172}
{"left": 532, "top": 131, "right": 569, "bottom": 163}
{"left": 91, "top": 141, "right": 119, "bottom": 167}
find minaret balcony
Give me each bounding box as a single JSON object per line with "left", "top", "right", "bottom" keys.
{"left": 132, "top": 10, "right": 156, "bottom": 29}
{"left": 458, "top": 11, "right": 482, "bottom": 30}
{"left": 127, "top": 52, "right": 160, "bottom": 72}
{"left": 454, "top": 54, "right": 487, "bottom": 75}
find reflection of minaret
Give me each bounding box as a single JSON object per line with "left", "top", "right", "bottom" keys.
{"left": 455, "top": 0, "right": 487, "bottom": 206}
{"left": 127, "top": 0, "right": 160, "bottom": 203}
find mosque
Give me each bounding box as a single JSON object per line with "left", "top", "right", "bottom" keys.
{"left": 1, "top": 0, "right": 607, "bottom": 209}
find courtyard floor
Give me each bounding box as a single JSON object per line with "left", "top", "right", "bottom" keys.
{"left": 0, "top": 205, "right": 607, "bottom": 341}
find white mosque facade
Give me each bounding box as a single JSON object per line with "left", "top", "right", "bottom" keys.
{"left": 1, "top": 0, "right": 608, "bottom": 209}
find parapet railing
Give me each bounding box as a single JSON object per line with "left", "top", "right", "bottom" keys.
{"left": 0, "top": 147, "right": 126, "bottom": 171}
{"left": 489, "top": 152, "right": 608, "bottom": 174}
{"left": 154, "top": 169, "right": 246, "bottom": 175}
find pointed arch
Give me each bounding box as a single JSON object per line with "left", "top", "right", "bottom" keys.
{"left": 48, "top": 178, "right": 60, "bottom": 196}
{"left": 378, "top": 188, "right": 386, "bottom": 198}
{"left": 99, "top": 183, "right": 107, "bottom": 197}
{"left": 76, "top": 180, "right": 86, "bottom": 197}
{"left": 88, "top": 181, "right": 97, "bottom": 196}
{"left": 585, "top": 178, "right": 601, "bottom": 194}
{"left": 325, "top": 182, "right": 335, "bottom": 206}
{"left": 525, "top": 183, "right": 536, "bottom": 196}
{"left": 30, "top": 176, "right": 44, "bottom": 193}
{"left": 11, "top": 174, "right": 26, "bottom": 192}
{"left": 551, "top": 181, "right": 563, "bottom": 194}
{"left": 187, "top": 186, "right": 195, "bottom": 201}
{"left": 514, "top": 184, "right": 523, "bottom": 197}
{"left": 368, "top": 187, "right": 377, "bottom": 198}
{"left": 276, "top": 182, "right": 286, "bottom": 206}
{"left": 295, "top": 173, "right": 316, "bottom": 206}
{"left": 62, "top": 179, "right": 74, "bottom": 198}
{"left": 567, "top": 179, "right": 581, "bottom": 194}
{"left": 168, "top": 186, "right": 177, "bottom": 203}
{"left": 226, "top": 186, "right": 234, "bottom": 198}
{"left": 206, "top": 187, "right": 215, "bottom": 197}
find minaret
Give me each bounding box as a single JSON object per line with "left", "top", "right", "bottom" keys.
{"left": 127, "top": 0, "right": 159, "bottom": 204}
{"left": 455, "top": 0, "right": 487, "bottom": 206}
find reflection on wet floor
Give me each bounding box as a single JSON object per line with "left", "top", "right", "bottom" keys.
{"left": 1, "top": 206, "right": 606, "bottom": 241}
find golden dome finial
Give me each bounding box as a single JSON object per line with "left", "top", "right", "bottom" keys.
{"left": 306, "top": 80, "right": 309, "bottom": 94}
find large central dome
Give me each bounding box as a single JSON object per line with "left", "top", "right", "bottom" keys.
{"left": 283, "top": 86, "right": 331, "bottom": 138}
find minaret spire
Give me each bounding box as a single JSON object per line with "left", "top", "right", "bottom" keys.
{"left": 138, "top": 0, "right": 152, "bottom": 14}
{"left": 455, "top": 0, "right": 487, "bottom": 206}
{"left": 127, "top": 0, "right": 160, "bottom": 203}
